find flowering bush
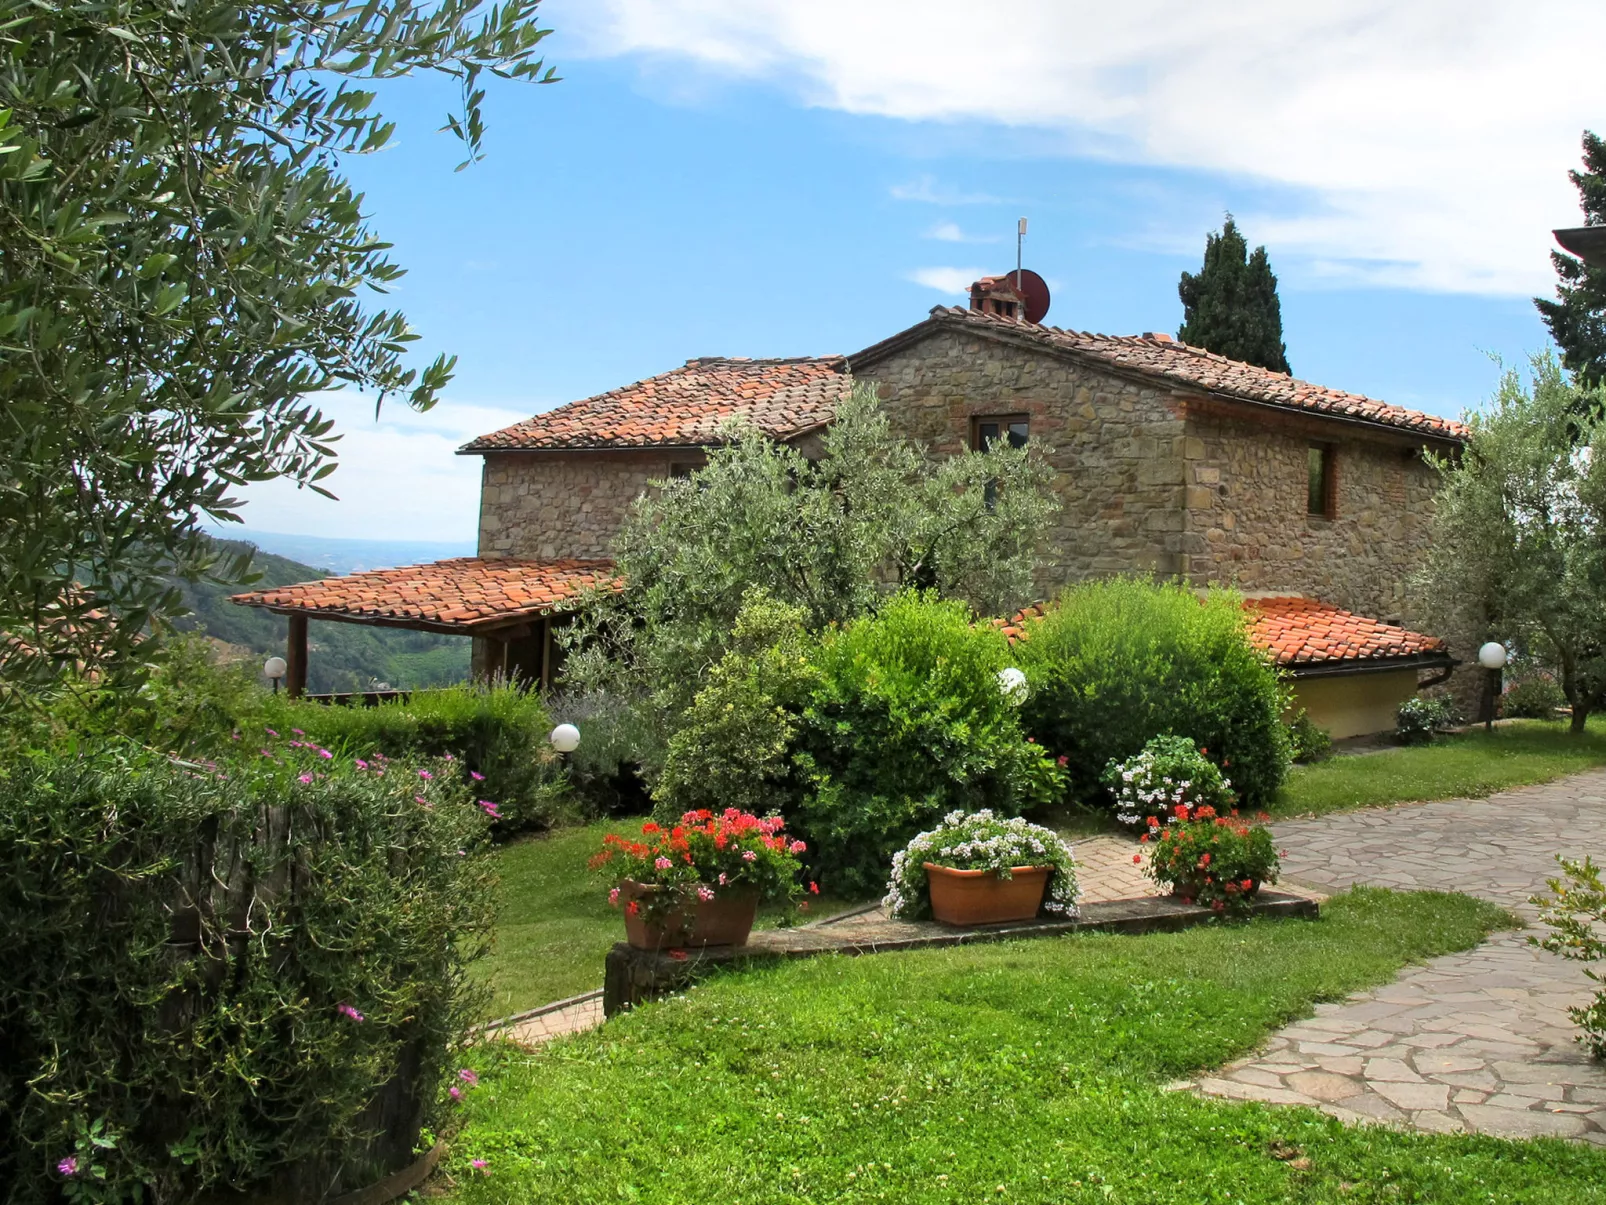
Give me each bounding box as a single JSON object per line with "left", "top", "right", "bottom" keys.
{"left": 1142, "top": 805, "right": 1280, "bottom": 913}
{"left": 0, "top": 738, "right": 494, "bottom": 1202}
{"left": 884, "top": 810, "right": 1078, "bottom": 921}
{"left": 590, "top": 809, "right": 807, "bottom": 923}
{"left": 1103, "top": 734, "right": 1235, "bottom": 829}
{"left": 1396, "top": 695, "right": 1455, "bottom": 745}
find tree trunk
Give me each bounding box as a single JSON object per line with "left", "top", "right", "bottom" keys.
{"left": 1572, "top": 703, "right": 1592, "bottom": 735}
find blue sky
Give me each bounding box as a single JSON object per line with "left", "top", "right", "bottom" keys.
{"left": 230, "top": 0, "right": 1603, "bottom": 544}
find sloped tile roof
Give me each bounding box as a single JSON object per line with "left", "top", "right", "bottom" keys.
{"left": 229, "top": 558, "right": 622, "bottom": 631}
{"left": 858, "top": 308, "right": 1468, "bottom": 443}
{"left": 995, "top": 595, "right": 1449, "bottom": 670}
{"left": 461, "top": 357, "right": 852, "bottom": 452}
{"left": 1243, "top": 595, "right": 1447, "bottom": 667}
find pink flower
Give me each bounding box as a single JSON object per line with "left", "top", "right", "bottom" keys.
{"left": 654, "top": 856, "right": 673, "bottom": 871}
{"left": 470, "top": 770, "right": 485, "bottom": 782}
{"left": 355, "top": 758, "right": 368, "bottom": 770}
{"left": 418, "top": 770, "right": 433, "bottom": 780}
{"left": 443, "top": 752, "right": 455, "bottom": 762}
{"left": 57, "top": 1156, "right": 79, "bottom": 1177}
{"left": 717, "top": 873, "right": 728, "bottom": 886}
{"left": 297, "top": 773, "right": 313, "bottom": 784}
{"left": 415, "top": 796, "right": 433, "bottom": 809}
{"left": 337, "top": 1003, "right": 365, "bottom": 1022}
{"left": 292, "top": 728, "right": 304, "bottom": 736}
{"left": 230, "top": 732, "right": 241, "bottom": 741}
{"left": 265, "top": 728, "right": 279, "bottom": 738}
{"left": 458, "top": 1068, "right": 479, "bottom": 1085}
{"left": 788, "top": 840, "right": 806, "bottom": 854}
{"left": 741, "top": 851, "right": 757, "bottom": 863}
{"left": 479, "top": 801, "right": 501, "bottom": 819}
{"left": 696, "top": 885, "right": 715, "bottom": 901}
{"left": 449, "top": 1086, "right": 463, "bottom": 1101}
{"left": 318, "top": 748, "right": 332, "bottom": 759}
{"left": 471, "top": 1158, "right": 489, "bottom": 1175}
{"left": 608, "top": 887, "right": 621, "bottom": 906}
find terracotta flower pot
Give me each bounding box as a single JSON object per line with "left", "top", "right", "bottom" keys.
{"left": 618, "top": 881, "right": 759, "bottom": 950}
{"left": 923, "top": 863, "right": 1052, "bottom": 926}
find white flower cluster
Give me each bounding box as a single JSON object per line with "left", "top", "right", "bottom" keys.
{"left": 884, "top": 809, "right": 1079, "bottom": 920}
{"left": 1107, "top": 746, "right": 1233, "bottom": 828}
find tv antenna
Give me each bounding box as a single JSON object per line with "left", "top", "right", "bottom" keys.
{"left": 1016, "top": 217, "right": 1027, "bottom": 291}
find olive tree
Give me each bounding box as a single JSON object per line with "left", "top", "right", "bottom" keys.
{"left": 1416, "top": 353, "right": 1606, "bottom": 733}
{"left": 0, "top": 0, "right": 556, "bottom": 705}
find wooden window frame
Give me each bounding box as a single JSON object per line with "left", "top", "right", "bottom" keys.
{"left": 1307, "top": 442, "right": 1337, "bottom": 519}
{"left": 971, "top": 413, "right": 1031, "bottom": 452}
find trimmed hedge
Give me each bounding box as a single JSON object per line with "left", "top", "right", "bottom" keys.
{"left": 1015, "top": 579, "right": 1292, "bottom": 809}
{"left": 0, "top": 741, "right": 494, "bottom": 1202}
{"left": 256, "top": 681, "right": 570, "bottom": 831}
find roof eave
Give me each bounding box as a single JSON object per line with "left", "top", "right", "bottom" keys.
{"left": 850, "top": 310, "right": 1466, "bottom": 447}
{"left": 1283, "top": 650, "right": 1457, "bottom": 679}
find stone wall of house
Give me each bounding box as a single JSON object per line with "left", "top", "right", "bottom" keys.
{"left": 476, "top": 451, "right": 690, "bottom": 560}
{"left": 856, "top": 328, "right": 1190, "bottom": 599}
{"left": 1177, "top": 402, "right": 1448, "bottom": 622}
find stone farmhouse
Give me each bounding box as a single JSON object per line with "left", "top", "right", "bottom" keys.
{"left": 234, "top": 276, "right": 1467, "bottom": 738}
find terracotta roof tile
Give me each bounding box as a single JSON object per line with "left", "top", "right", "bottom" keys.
{"left": 863, "top": 308, "right": 1468, "bottom": 443}
{"left": 229, "top": 558, "right": 622, "bottom": 630}
{"left": 994, "top": 595, "right": 1448, "bottom": 669}
{"left": 461, "top": 357, "right": 852, "bottom": 452}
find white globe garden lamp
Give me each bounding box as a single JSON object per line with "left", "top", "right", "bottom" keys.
{"left": 996, "top": 667, "right": 1028, "bottom": 707}
{"left": 1476, "top": 642, "right": 1507, "bottom": 732}
{"left": 263, "top": 655, "right": 288, "bottom": 694}
{"left": 549, "top": 723, "right": 581, "bottom": 754}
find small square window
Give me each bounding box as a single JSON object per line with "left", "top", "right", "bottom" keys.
{"left": 668, "top": 462, "right": 697, "bottom": 480}
{"left": 973, "top": 415, "right": 1029, "bottom": 451}
{"left": 1307, "top": 444, "right": 1335, "bottom": 517}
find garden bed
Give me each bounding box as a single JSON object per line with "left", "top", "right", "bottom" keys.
{"left": 603, "top": 889, "right": 1319, "bottom": 1015}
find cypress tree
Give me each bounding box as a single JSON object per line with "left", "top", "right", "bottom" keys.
{"left": 1177, "top": 215, "right": 1291, "bottom": 374}
{"left": 1535, "top": 131, "right": 1606, "bottom": 388}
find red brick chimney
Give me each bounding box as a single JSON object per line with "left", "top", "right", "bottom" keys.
{"left": 969, "top": 274, "right": 1026, "bottom": 320}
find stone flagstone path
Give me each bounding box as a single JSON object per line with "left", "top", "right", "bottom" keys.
{"left": 1196, "top": 768, "right": 1606, "bottom": 1144}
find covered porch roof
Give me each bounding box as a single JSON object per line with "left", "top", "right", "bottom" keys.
{"left": 229, "top": 557, "right": 622, "bottom": 695}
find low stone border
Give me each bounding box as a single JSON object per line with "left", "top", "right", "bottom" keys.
{"left": 479, "top": 988, "right": 604, "bottom": 1034}
{"left": 603, "top": 890, "right": 1319, "bottom": 1016}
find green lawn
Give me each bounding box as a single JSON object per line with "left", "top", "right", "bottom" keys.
{"left": 480, "top": 818, "right": 862, "bottom": 1018}
{"left": 1272, "top": 716, "right": 1606, "bottom": 819}
{"left": 440, "top": 889, "right": 1606, "bottom": 1203}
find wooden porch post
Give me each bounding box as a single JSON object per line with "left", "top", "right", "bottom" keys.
{"left": 286, "top": 613, "right": 308, "bottom": 698}
{"left": 540, "top": 615, "right": 553, "bottom": 690}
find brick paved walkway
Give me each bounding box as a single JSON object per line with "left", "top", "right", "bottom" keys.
{"left": 1196, "top": 769, "right": 1606, "bottom": 1144}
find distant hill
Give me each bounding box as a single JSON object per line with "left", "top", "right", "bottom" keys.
{"left": 176, "top": 539, "right": 471, "bottom": 693}
{"left": 206, "top": 526, "right": 476, "bottom": 576}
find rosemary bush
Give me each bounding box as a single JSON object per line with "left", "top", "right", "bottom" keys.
{"left": 0, "top": 741, "right": 495, "bottom": 1202}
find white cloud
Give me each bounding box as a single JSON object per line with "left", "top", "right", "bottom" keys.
{"left": 890, "top": 175, "right": 1007, "bottom": 206}
{"left": 550, "top": 0, "right": 1604, "bottom": 295}
{"left": 221, "top": 392, "right": 539, "bottom": 542}
{"left": 925, "top": 220, "right": 1001, "bottom": 243}
{"left": 907, "top": 266, "right": 988, "bottom": 294}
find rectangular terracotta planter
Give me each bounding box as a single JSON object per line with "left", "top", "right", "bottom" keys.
{"left": 923, "top": 863, "right": 1051, "bottom": 926}
{"left": 618, "top": 881, "right": 759, "bottom": 950}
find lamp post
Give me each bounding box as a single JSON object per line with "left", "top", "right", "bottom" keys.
{"left": 263, "top": 655, "right": 287, "bottom": 695}
{"left": 1476, "top": 641, "right": 1507, "bottom": 733}
{"left": 549, "top": 723, "right": 581, "bottom": 754}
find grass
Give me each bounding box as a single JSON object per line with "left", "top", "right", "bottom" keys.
{"left": 479, "top": 817, "right": 863, "bottom": 1018}
{"left": 440, "top": 888, "right": 1606, "bottom": 1204}
{"left": 1272, "top": 715, "right": 1606, "bottom": 819}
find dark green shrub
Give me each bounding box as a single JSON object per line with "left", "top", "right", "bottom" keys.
{"left": 1503, "top": 676, "right": 1567, "bottom": 719}
{"left": 256, "top": 681, "right": 569, "bottom": 831}
{"left": 1396, "top": 695, "right": 1454, "bottom": 744}
{"left": 1288, "top": 709, "right": 1334, "bottom": 763}
{"left": 0, "top": 741, "right": 494, "bottom": 1202}
{"left": 790, "top": 592, "right": 1065, "bottom": 895}
{"left": 653, "top": 592, "right": 819, "bottom": 821}
{"left": 1015, "top": 579, "right": 1292, "bottom": 809}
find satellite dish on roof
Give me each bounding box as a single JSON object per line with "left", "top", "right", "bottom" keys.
{"left": 1012, "top": 269, "right": 1051, "bottom": 324}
